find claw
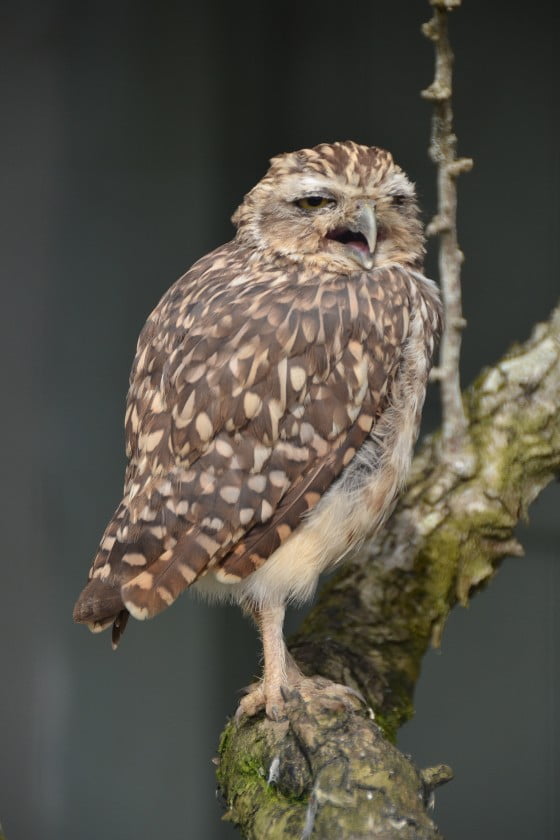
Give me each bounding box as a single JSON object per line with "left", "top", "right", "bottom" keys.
{"left": 235, "top": 682, "right": 266, "bottom": 723}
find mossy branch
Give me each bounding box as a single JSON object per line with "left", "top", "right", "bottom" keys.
{"left": 217, "top": 305, "right": 560, "bottom": 838}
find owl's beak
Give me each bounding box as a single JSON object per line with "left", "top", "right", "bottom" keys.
{"left": 325, "top": 202, "right": 377, "bottom": 270}
{"left": 352, "top": 202, "right": 377, "bottom": 269}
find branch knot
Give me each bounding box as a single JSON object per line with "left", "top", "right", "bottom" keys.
{"left": 421, "top": 82, "right": 452, "bottom": 102}
{"left": 447, "top": 157, "right": 474, "bottom": 177}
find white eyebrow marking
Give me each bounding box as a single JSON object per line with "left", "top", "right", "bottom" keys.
{"left": 282, "top": 174, "right": 338, "bottom": 199}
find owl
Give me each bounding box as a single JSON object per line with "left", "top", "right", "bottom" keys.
{"left": 73, "top": 141, "right": 442, "bottom": 720}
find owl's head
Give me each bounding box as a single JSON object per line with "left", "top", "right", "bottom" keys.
{"left": 232, "top": 141, "right": 425, "bottom": 272}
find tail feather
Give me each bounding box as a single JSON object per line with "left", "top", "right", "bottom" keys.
{"left": 73, "top": 577, "right": 131, "bottom": 649}
{"left": 73, "top": 577, "right": 125, "bottom": 624}
{"left": 111, "top": 610, "right": 129, "bottom": 649}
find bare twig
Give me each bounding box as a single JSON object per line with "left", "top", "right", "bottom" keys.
{"left": 422, "top": 0, "right": 474, "bottom": 474}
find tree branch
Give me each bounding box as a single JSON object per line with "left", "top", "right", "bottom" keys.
{"left": 421, "top": 0, "right": 474, "bottom": 471}
{"left": 217, "top": 305, "right": 560, "bottom": 837}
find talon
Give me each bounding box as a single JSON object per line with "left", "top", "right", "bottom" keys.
{"left": 234, "top": 682, "right": 266, "bottom": 722}
{"left": 344, "top": 685, "right": 366, "bottom": 705}
{"left": 265, "top": 703, "right": 286, "bottom": 722}
{"left": 240, "top": 679, "right": 260, "bottom": 697}
{"left": 279, "top": 684, "right": 292, "bottom": 702}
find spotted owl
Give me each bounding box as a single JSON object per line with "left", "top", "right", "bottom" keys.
{"left": 73, "top": 141, "right": 442, "bottom": 719}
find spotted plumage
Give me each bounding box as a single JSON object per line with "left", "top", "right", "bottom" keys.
{"left": 74, "top": 141, "right": 442, "bottom": 718}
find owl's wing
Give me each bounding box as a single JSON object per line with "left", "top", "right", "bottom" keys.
{"left": 73, "top": 245, "right": 413, "bottom": 640}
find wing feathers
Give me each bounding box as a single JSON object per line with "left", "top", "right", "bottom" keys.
{"left": 74, "top": 253, "right": 420, "bottom": 644}
{"left": 220, "top": 407, "right": 376, "bottom": 579}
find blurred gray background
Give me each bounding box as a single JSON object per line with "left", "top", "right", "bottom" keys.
{"left": 1, "top": 1, "right": 558, "bottom": 838}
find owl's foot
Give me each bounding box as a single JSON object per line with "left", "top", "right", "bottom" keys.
{"left": 235, "top": 672, "right": 365, "bottom": 723}
{"left": 235, "top": 649, "right": 302, "bottom": 721}
{"left": 236, "top": 608, "right": 365, "bottom": 722}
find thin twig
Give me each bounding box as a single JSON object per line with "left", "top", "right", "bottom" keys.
{"left": 422, "top": 0, "right": 474, "bottom": 474}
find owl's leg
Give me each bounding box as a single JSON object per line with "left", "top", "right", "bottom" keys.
{"left": 236, "top": 604, "right": 295, "bottom": 721}
{"left": 260, "top": 604, "right": 292, "bottom": 719}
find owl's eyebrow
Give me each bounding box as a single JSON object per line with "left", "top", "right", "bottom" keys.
{"left": 281, "top": 174, "right": 337, "bottom": 199}
{"left": 295, "top": 189, "right": 337, "bottom": 200}
{"left": 384, "top": 174, "right": 415, "bottom": 198}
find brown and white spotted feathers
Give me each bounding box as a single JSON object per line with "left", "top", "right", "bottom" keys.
{"left": 73, "top": 141, "right": 441, "bottom": 700}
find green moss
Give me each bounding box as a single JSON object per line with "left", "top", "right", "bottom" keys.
{"left": 375, "top": 701, "right": 411, "bottom": 743}
{"left": 217, "top": 719, "right": 233, "bottom": 757}
{"left": 216, "top": 718, "right": 311, "bottom": 838}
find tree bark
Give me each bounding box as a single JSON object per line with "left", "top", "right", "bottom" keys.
{"left": 216, "top": 305, "right": 560, "bottom": 838}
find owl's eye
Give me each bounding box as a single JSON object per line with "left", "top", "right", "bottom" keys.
{"left": 391, "top": 194, "right": 408, "bottom": 207}
{"left": 295, "top": 196, "right": 334, "bottom": 211}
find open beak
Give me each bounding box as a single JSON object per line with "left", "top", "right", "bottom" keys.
{"left": 352, "top": 203, "right": 377, "bottom": 269}
{"left": 325, "top": 202, "right": 377, "bottom": 270}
